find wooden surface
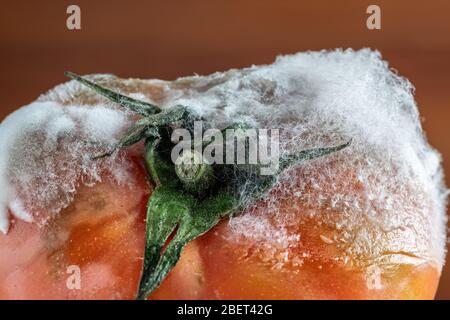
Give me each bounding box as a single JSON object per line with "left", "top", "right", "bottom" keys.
{"left": 1, "top": 0, "right": 449, "bottom": 299}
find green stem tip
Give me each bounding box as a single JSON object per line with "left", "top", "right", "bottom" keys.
{"left": 64, "top": 71, "right": 160, "bottom": 116}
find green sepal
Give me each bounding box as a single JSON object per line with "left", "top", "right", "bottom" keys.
{"left": 65, "top": 71, "right": 160, "bottom": 116}
{"left": 138, "top": 136, "right": 351, "bottom": 299}
{"left": 138, "top": 139, "right": 239, "bottom": 299}
{"left": 137, "top": 185, "right": 195, "bottom": 300}
{"left": 279, "top": 140, "right": 351, "bottom": 171}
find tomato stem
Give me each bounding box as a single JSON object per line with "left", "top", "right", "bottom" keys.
{"left": 64, "top": 72, "right": 351, "bottom": 300}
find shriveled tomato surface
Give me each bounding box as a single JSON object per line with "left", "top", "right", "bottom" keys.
{"left": 0, "top": 150, "right": 440, "bottom": 299}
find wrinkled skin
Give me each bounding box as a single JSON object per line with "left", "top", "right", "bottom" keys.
{"left": 0, "top": 146, "right": 440, "bottom": 300}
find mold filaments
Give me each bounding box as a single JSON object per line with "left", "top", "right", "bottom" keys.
{"left": 175, "top": 150, "right": 213, "bottom": 194}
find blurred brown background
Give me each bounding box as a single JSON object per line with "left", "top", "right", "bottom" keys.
{"left": 0, "top": 0, "right": 449, "bottom": 299}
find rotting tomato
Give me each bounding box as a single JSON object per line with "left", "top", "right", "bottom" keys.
{"left": 0, "top": 144, "right": 440, "bottom": 300}
{"left": 1, "top": 55, "right": 446, "bottom": 300}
